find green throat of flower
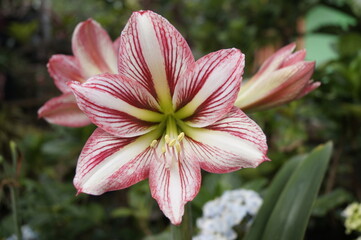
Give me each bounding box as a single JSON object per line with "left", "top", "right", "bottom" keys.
{"left": 149, "top": 114, "right": 187, "bottom": 168}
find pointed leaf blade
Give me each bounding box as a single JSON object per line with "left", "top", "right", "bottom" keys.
{"left": 262, "top": 142, "right": 333, "bottom": 240}
{"left": 244, "top": 155, "right": 304, "bottom": 240}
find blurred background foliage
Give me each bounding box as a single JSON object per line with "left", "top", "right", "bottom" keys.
{"left": 0, "top": 0, "right": 360, "bottom": 239}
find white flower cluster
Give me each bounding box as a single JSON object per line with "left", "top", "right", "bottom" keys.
{"left": 193, "top": 189, "right": 263, "bottom": 240}
{"left": 343, "top": 202, "right": 361, "bottom": 235}
{"left": 6, "top": 225, "right": 38, "bottom": 240}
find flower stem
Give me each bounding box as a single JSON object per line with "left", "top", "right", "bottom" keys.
{"left": 10, "top": 141, "right": 22, "bottom": 240}
{"left": 10, "top": 186, "right": 22, "bottom": 240}
{"left": 171, "top": 203, "right": 193, "bottom": 240}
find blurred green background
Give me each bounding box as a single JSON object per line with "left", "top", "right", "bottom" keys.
{"left": 0, "top": 0, "right": 360, "bottom": 239}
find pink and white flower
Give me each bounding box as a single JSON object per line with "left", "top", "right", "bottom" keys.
{"left": 234, "top": 43, "right": 320, "bottom": 111}
{"left": 69, "top": 11, "right": 269, "bottom": 225}
{"left": 38, "top": 19, "right": 119, "bottom": 127}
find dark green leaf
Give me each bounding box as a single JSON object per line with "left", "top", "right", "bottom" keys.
{"left": 312, "top": 188, "right": 354, "bottom": 217}
{"left": 261, "top": 142, "right": 333, "bottom": 240}
{"left": 244, "top": 155, "right": 305, "bottom": 240}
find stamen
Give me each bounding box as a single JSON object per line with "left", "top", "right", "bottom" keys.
{"left": 150, "top": 140, "right": 158, "bottom": 148}
{"left": 164, "top": 134, "right": 170, "bottom": 144}
{"left": 169, "top": 139, "right": 177, "bottom": 147}
{"left": 159, "top": 131, "right": 186, "bottom": 168}
{"left": 177, "top": 132, "right": 185, "bottom": 142}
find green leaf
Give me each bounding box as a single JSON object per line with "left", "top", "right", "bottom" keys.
{"left": 242, "top": 178, "right": 268, "bottom": 192}
{"left": 244, "top": 155, "right": 304, "bottom": 240}
{"left": 143, "top": 229, "right": 171, "bottom": 240}
{"left": 336, "top": 33, "right": 361, "bottom": 57}
{"left": 262, "top": 142, "right": 333, "bottom": 240}
{"left": 245, "top": 142, "right": 333, "bottom": 240}
{"left": 111, "top": 207, "right": 133, "bottom": 218}
{"left": 312, "top": 188, "right": 354, "bottom": 217}
{"left": 7, "top": 20, "right": 38, "bottom": 43}
{"left": 306, "top": 5, "right": 356, "bottom": 32}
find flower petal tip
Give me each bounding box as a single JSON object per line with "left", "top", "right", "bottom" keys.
{"left": 76, "top": 189, "right": 82, "bottom": 196}
{"left": 312, "top": 81, "right": 321, "bottom": 88}
{"left": 254, "top": 155, "right": 271, "bottom": 168}
{"left": 37, "top": 108, "right": 51, "bottom": 120}
{"left": 305, "top": 60, "right": 316, "bottom": 69}
{"left": 131, "top": 10, "right": 153, "bottom": 19}
{"left": 284, "top": 42, "right": 297, "bottom": 52}
{"left": 166, "top": 209, "right": 184, "bottom": 225}
{"left": 47, "top": 55, "right": 56, "bottom": 67}
{"left": 171, "top": 219, "right": 182, "bottom": 226}
{"left": 137, "top": 10, "right": 151, "bottom": 15}
{"left": 297, "top": 80, "right": 321, "bottom": 99}
{"left": 295, "top": 48, "right": 307, "bottom": 55}
{"left": 75, "top": 18, "right": 97, "bottom": 29}
{"left": 37, "top": 107, "right": 44, "bottom": 118}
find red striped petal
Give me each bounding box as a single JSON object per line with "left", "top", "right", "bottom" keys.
{"left": 296, "top": 80, "right": 320, "bottom": 99}
{"left": 118, "top": 10, "right": 194, "bottom": 103}
{"left": 281, "top": 49, "right": 306, "bottom": 68}
{"left": 72, "top": 19, "right": 117, "bottom": 78}
{"left": 174, "top": 49, "right": 244, "bottom": 127}
{"left": 47, "top": 54, "right": 83, "bottom": 93}
{"left": 69, "top": 73, "right": 163, "bottom": 138}
{"left": 183, "top": 107, "right": 268, "bottom": 173}
{"left": 244, "top": 61, "right": 315, "bottom": 110}
{"left": 253, "top": 43, "right": 296, "bottom": 79}
{"left": 38, "top": 92, "right": 91, "bottom": 127}
{"left": 149, "top": 146, "right": 201, "bottom": 225}
{"left": 75, "top": 128, "right": 158, "bottom": 195}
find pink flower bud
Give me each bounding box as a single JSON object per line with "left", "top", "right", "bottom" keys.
{"left": 235, "top": 43, "right": 320, "bottom": 111}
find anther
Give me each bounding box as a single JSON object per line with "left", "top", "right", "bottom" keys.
{"left": 169, "top": 139, "right": 177, "bottom": 147}
{"left": 164, "top": 135, "right": 170, "bottom": 144}
{"left": 150, "top": 140, "right": 158, "bottom": 148}
{"left": 177, "top": 132, "right": 185, "bottom": 142}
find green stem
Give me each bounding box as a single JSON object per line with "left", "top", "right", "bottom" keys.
{"left": 10, "top": 141, "right": 22, "bottom": 240}
{"left": 10, "top": 186, "right": 22, "bottom": 240}
{"left": 171, "top": 203, "right": 193, "bottom": 240}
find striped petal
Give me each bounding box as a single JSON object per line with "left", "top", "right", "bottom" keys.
{"left": 263, "top": 61, "right": 315, "bottom": 100}
{"left": 47, "top": 54, "right": 83, "bottom": 93}
{"left": 281, "top": 49, "right": 306, "bottom": 68}
{"left": 69, "top": 73, "right": 164, "bottom": 138}
{"left": 38, "top": 92, "right": 91, "bottom": 127}
{"left": 239, "top": 61, "right": 315, "bottom": 110}
{"left": 118, "top": 10, "right": 194, "bottom": 106}
{"left": 72, "top": 19, "right": 117, "bottom": 78}
{"left": 75, "top": 128, "right": 159, "bottom": 195}
{"left": 252, "top": 43, "right": 296, "bottom": 79}
{"left": 149, "top": 145, "right": 201, "bottom": 225}
{"left": 182, "top": 107, "right": 268, "bottom": 173}
{"left": 296, "top": 80, "right": 321, "bottom": 99}
{"left": 235, "top": 44, "right": 297, "bottom": 99}
{"left": 174, "top": 49, "right": 244, "bottom": 127}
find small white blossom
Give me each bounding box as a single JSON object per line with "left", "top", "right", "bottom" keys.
{"left": 343, "top": 202, "right": 361, "bottom": 236}
{"left": 193, "top": 189, "right": 263, "bottom": 240}
{"left": 6, "top": 225, "right": 38, "bottom": 240}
